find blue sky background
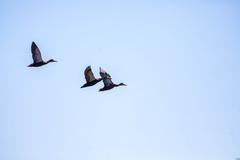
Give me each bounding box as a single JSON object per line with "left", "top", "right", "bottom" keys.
{"left": 0, "top": 0, "right": 240, "bottom": 160}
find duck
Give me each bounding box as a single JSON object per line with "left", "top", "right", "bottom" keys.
{"left": 28, "top": 41, "right": 57, "bottom": 67}
{"left": 99, "top": 67, "right": 127, "bottom": 91}
{"left": 81, "top": 66, "right": 103, "bottom": 88}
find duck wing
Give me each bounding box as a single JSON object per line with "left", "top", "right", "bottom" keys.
{"left": 31, "top": 42, "right": 43, "bottom": 63}
{"left": 84, "top": 66, "right": 96, "bottom": 82}
{"left": 100, "top": 67, "right": 114, "bottom": 87}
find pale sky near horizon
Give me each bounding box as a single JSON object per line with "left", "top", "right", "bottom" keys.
{"left": 0, "top": 0, "right": 240, "bottom": 160}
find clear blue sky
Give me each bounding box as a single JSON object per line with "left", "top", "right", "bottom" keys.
{"left": 0, "top": 0, "right": 240, "bottom": 160}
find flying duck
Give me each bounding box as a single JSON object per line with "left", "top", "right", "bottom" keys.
{"left": 81, "top": 66, "right": 103, "bottom": 88}
{"left": 99, "top": 67, "right": 127, "bottom": 91}
{"left": 28, "top": 41, "right": 57, "bottom": 67}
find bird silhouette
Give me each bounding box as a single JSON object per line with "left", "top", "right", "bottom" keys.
{"left": 81, "top": 66, "right": 103, "bottom": 88}
{"left": 28, "top": 41, "right": 57, "bottom": 67}
{"left": 99, "top": 67, "right": 126, "bottom": 91}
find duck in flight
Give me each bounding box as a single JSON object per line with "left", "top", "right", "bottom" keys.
{"left": 81, "top": 66, "right": 103, "bottom": 88}
{"left": 28, "top": 41, "right": 57, "bottom": 67}
{"left": 99, "top": 67, "right": 127, "bottom": 91}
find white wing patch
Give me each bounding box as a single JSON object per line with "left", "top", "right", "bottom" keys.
{"left": 100, "top": 67, "right": 111, "bottom": 79}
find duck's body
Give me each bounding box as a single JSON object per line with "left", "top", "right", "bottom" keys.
{"left": 28, "top": 59, "right": 56, "bottom": 67}
{"left": 28, "top": 42, "right": 57, "bottom": 67}
{"left": 99, "top": 83, "right": 126, "bottom": 91}
{"left": 81, "top": 66, "right": 102, "bottom": 88}
{"left": 99, "top": 67, "right": 126, "bottom": 91}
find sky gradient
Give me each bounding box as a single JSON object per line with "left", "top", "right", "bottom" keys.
{"left": 0, "top": 0, "right": 240, "bottom": 160}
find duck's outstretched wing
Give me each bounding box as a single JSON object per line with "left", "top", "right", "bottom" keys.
{"left": 31, "top": 42, "right": 43, "bottom": 63}
{"left": 84, "top": 66, "right": 96, "bottom": 82}
{"left": 100, "top": 67, "right": 111, "bottom": 78}
{"left": 100, "top": 67, "right": 114, "bottom": 87}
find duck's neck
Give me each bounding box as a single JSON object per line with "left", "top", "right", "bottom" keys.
{"left": 115, "top": 83, "right": 126, "bottom": 87}
{"left": 46, "top": 59, "right": 55, "bottom": 64}
{"left": 46, "top": 60, "right": 51, "bottom": 64}
{"left": 114, "top": 83, "right": 121, "bottom": 87}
